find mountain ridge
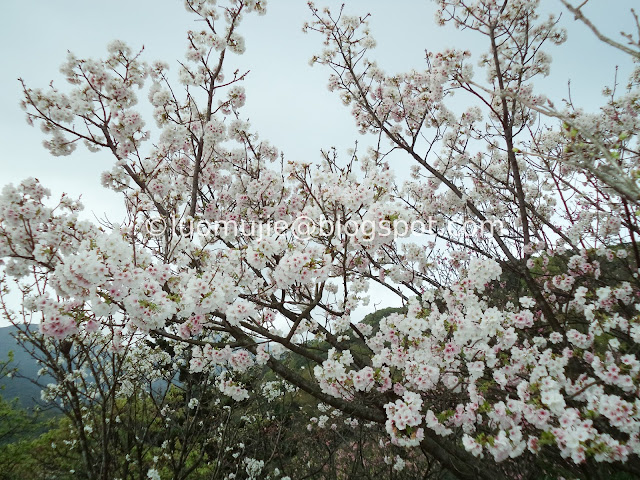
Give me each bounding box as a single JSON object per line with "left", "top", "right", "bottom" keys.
{"left": 0, "top": 325, "right": 54, "bottom": 408}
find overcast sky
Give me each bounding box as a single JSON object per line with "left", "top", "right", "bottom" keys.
{"left": 0, "top": 0, "right": 637, "bottom": 325}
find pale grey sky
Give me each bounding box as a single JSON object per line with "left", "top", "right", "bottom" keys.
{"left": 0, "top": 0, "right": 637, "bottom": 326}
{"left": 0, "top": 1, "right": 636, "bottom": 217}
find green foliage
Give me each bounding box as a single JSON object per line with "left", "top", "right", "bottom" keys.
{"left": 0, "top": 395, "right": 36, "bottom": 446}
{"left": 362, "top": 306, "right": 407, "bottom": 330}
{"left": 0, "top": 352, "right": 44, "bottom": 477}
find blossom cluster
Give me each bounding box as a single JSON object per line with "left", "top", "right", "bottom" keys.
{"left": 4, "top": 0, "right": 640, "bottom": 476}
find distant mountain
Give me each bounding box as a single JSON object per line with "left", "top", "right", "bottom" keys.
{"left": 0, "top": 325, "right": 54, "bottom": 408}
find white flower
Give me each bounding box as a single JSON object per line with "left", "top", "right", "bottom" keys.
{"left": 147, "top": 468, "right": 161, "bottom": 480}
{"left": 519, "top": 296, "right": 535, "bottom": 309}
{"left": 467, "top": 258, "right": 502, "bottom": 292}
{"left": 393, "top": 455, "right": 405, "bottom": 471}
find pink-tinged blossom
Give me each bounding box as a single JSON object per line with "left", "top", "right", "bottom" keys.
{"left": 385, "top": 392, "right": 425, "bottom": 447}
{"left": 225, "top": 299, "right": 258, "bottom": 326}
{"left": 5, "top": 0, "right": 640, "bottom": 472}
{"left": 352, "top": 366, "right": 375, "bottom": 392}
{"left": 217, "top": 374, "right": 249, "bottom": 401}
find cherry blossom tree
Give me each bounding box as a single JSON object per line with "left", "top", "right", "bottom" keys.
{"left": 2, "top": 0, "right": 640, "bottom": 478}
{"left": 3, "top": 316, "right": 227, "bottom": 479}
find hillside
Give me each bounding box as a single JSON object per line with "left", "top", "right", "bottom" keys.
{"left": 0, "top": 325, "right": 53, "bottom": 408}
